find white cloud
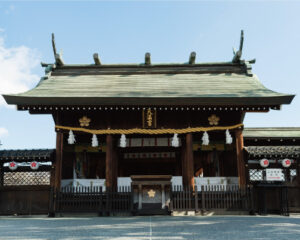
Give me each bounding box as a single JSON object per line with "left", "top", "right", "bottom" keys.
{"left": 0, "top": 36, "right": 41, "bottom": 107}
{"left": 5, "top": 4, "right": 15, "bottom": 15}
{"left": 0, "top": 127, "right": 8, "bottom": 137}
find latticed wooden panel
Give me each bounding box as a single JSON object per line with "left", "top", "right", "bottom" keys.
{"left": 249, "top": 169, "right": 263, "bottom": 181}
{"left": 290, "top": 169, "right": 297, "bottom": 177}
{"left": 4, "top": 171, "right": 50, "bottom": 186}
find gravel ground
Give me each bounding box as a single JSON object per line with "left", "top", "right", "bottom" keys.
{"left": 0, "top": 215, "right": 300, "bottom": 240}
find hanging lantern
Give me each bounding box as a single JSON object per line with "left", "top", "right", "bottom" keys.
{"left": 225, "top": 129, "right": 233, "bottom": 144}
{"left": 260, "top": 158, "right": 269, "bottom": 168}
{"left": 8, "top": 161, "right": 18, "bottom": 171}
{"left": 120, "top": 134, "right": 126, "bottom": 148}
{"left": 68, "top": 130, "right": 76, "bottom": 144}
{"left": 202, "top": 131, "right": 209, "bottom": 145}
{"left": 282, "top": 159, "right": 292, "bottom": 168}
{"left": 30, "top": 161, "right": 39, "bottom": 170}
{"left": 91, "top": 134, "right": 99, "bottom": 147}
{"left": 171, "top": 134, "right": 179, "bottom": 147}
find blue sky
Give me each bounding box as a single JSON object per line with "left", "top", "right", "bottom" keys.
{"left": 0, "top": 1, "right": 299, "bottom": 149}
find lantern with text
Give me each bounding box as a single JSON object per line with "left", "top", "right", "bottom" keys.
{"left": 260, "top": 159, "right": 269, "bottom": 168}
{"left": 282, "top": 159, "right": 292, "bottom": 168}
{"left": 8, "top": 161, "right": 18, "bottom": 171}
{"left": 30, "top": 161, "right": 39, "bottom": 170}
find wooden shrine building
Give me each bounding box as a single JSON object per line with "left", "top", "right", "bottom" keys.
{"left": 1, "top": 33, "right": 298, "bottom": 216}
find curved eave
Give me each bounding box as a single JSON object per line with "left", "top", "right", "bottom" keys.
{"left": 3, "top": 94, "right": 295, "bottom": 107}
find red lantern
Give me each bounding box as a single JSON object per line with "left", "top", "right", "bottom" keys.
{"left": 30, "top": 161, "right": 39, "bottom": 170}
{"left": 8, "top": 161, "right": 18, "bottom": 171}
{"left": 260, "top": 158, "right": 269, "bottom": 168}
{"left": 282, "top": 159, "right": 292, "bottom": 168}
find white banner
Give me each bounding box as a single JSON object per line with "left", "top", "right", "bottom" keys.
{"left": 266, "top": 169, "right": 285, "bottom": 181}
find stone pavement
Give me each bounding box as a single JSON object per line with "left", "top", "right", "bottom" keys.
{"left": 0, "top": 215, "right": 300, "bottom": 240}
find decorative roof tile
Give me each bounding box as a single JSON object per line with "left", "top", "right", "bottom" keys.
{"left": 245, "top": 146, "right": 300, "bottom": 158}
{"left": 0, "top": 149, "right": 55, "bottom": 161}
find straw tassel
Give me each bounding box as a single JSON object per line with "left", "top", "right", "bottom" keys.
{"left": 202, "top": 131, "right": 209, "bottom": 145}
{"left": 120, "top": 134, "right": 126, "bottom": 148}
{"left": 225, "top": 129, "right": 233, "bottom": 144}
{"left": 68, "top": 130, "right": 76, "bottom": 144}
{"left": 92, "top": 134, "right": 99, "bottom": 147}
{"left": 171, "top": 133, "right": 179, "bottom": 147}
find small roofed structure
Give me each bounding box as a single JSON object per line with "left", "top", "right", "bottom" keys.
{"left": 0, "top": 149, "right": 55, "bottom": 161}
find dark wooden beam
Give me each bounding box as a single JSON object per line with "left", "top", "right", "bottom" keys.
{"left": 189, "top": 52, "right": 196, "bottom": 64}
{"left": 239, "top": 111, "right": 246, "bottom": 123}
{"left": 186, "top": 133, "right": 194, "bottom": 189}
{"left": 235, "top": 129, "right": 246, "bottom": 186}
{"left": 243, "top": 110, "right": 269, "bottom": 113}
{"left": 145, "top": 52, "right": 151, "bottom": 65}
{"left": 106, "top": 134, "right": 114, "bottom": 191}
{"left": 181, "top": 133, "right": 194, "bottom": 189}
{"left": 113, "top": 144, "right": 118, "bottom": 190}
{"left": 297, "top": 161, "right": 300, "bottom": 187}
{"left": 54, "top": 131, "right": 63, "bottom": 190}
{"left": 93, "top": 53, "right": 101, "bottom": 65}
{"left": 181, "top": 141, "right": 187, "bottom": 187}
{"left": 0, "top": 165, "right": 3, "bottom": 186}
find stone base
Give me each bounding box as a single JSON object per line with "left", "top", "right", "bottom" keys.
{"left": 171, "top": 211, "right": 195, "bottom": 216}
{"left": 197, "top": 210, "right": 250, "bottom": 216}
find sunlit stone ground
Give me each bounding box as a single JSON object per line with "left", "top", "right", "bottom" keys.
{"left": 0, "top": 215, "right": 300, "bottom": 240}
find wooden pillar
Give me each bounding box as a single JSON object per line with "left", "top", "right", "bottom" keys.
{"left": 50, "top": 155, "right": 56, "bottom": 188}
{"left": 186, "top": 133, "right": 194, "bottom": 189}
{"left": 105, "top": 134, "right": 113, "bottom": 191}
{"left": 182, "top": 133, "right": 194, "bottom": 189}
{"left": 181, "top": 140, "right": 187, "bottom": 187}
{"left": 138, "top": 184, "right": 142, "bottom": 210}
{"left": 235, "top": 129, "right": 246, "bottom": 186}
{"left": 113, "top": 145, "right": 118, "bottom": 190}
{"left": 54, "top": 131, "right": 63, "bottom": 190}
{"left": 297, "top": 162, "right": 300, "bottom": 187}
{"left": 0, "top": 165, "right": 3, "bottom": 186}
{"left": 161, "top": 184, "right": 166, "bottom": 209}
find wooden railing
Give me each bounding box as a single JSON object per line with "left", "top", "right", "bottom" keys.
{"left": 199, "top": 185, "right": 253, "bottom": 211}
{"left": 169, "top": 186, "right": 197, "bottom": 211}
{"left": 53, "top": 185, "right": 253, "bottom": 215}
{"left": 170, "top": 185, "right": 253, "bottom": 212}
{"left": 54, "top": 186, "right": 133, "bottom": 215}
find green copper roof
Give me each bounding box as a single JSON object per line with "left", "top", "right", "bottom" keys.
{"left": 3, "top": 62, "right": 294, "bottom": 106}
{"left": 243, "top": 128, "right": 300, "bottom": 139}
